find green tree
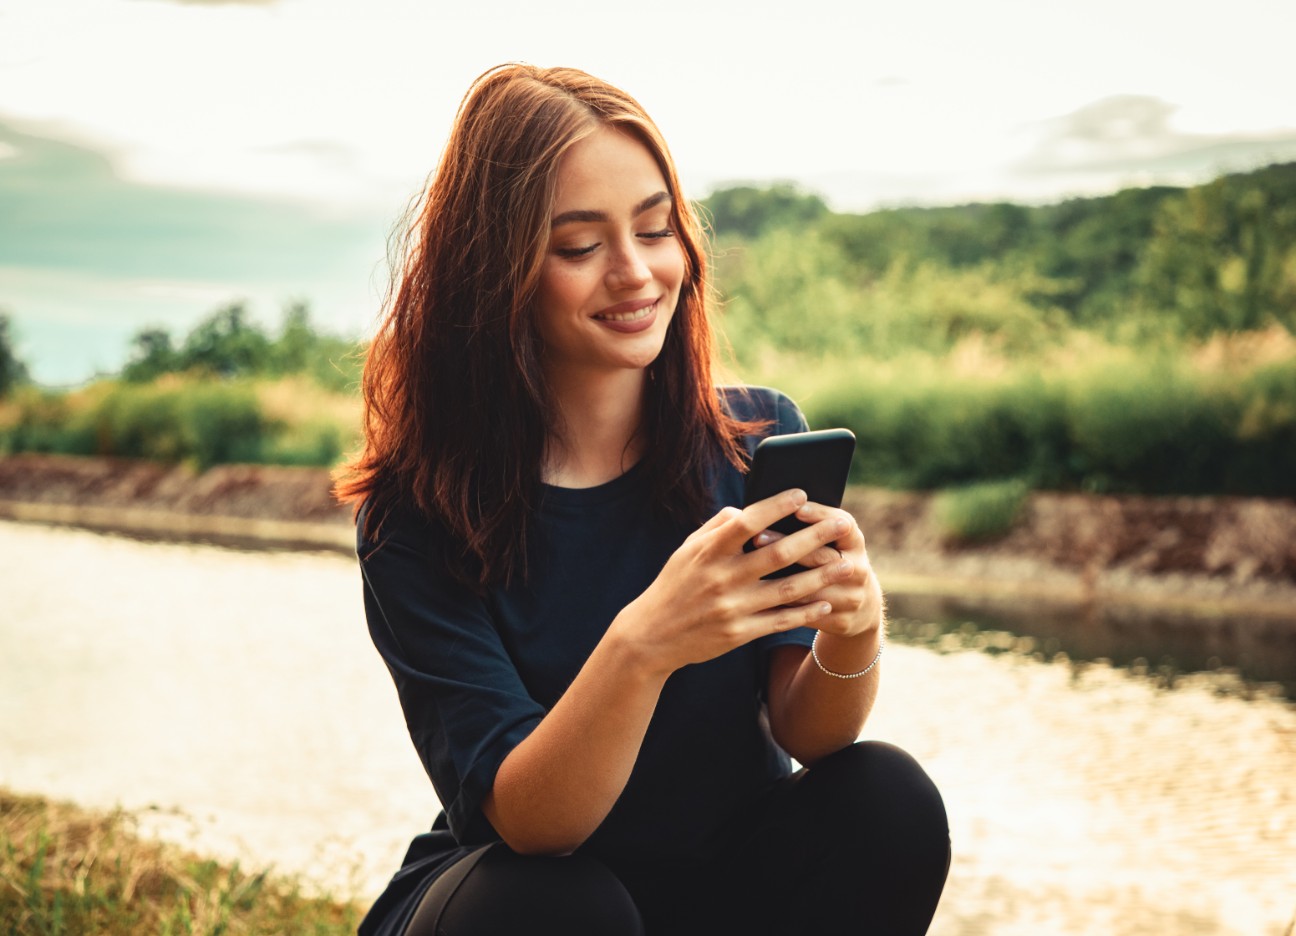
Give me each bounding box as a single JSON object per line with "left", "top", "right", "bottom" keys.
{"left": 1031, "top": 185, "right": 1180, "bottom": 323}
{"left": 271, "top": 299, "right": 315, "bottom": 375}
{"left": 0, "top": 312, "right": 31, "bottom": 397}
{"left": 269, "top": 300, "right": 363, "bottom": 391}
{"left": 178, "top": 302, "right": 271, "bottom": 377}
{"left": 1135, "top": 176, "right": 1296, "bottom": 336}
{"left": 121, "top": 327, "right": 178, "bottom": 383}
{"left": 701, "top": 183, "right": 829, "bottom": 239}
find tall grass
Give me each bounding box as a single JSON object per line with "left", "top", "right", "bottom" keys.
{"left": 1, "top": 789, "right": 362, "bottom": 936}
{"left": 932, "top": 478, "right": 1030, "bottom": 542}
{"left": 0, "top": 377, "right": 360, "bottom": 470}
{"left": 1, "top": 331, "right": 1292, "bottom": 498}
{"left": 748, "top": 329, "right": 1296, "bottom": 497}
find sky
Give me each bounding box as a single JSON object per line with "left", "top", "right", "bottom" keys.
{"left": 2, "top": 0, "right": 1295, "bottom": 384}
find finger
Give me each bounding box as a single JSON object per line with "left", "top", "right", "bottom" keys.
{"left": 684, "top": 505, "right": 742, "bottom": 546}
{"left": 714, "top": 489, "right": 807, "bottom": 552}
{"left": 745, "top": 514, "right": 850, "bottom": 580}
{"left": 757, "top": 597, "right": 835, "bottom": 633}
{"left": 796, "top": 544, "right": 845, "bottom": 568}
{"left": 752, "top": 536, "right": 855, "bottom": 605}
{"left": 752, "top": 530, "right": 841, "bottom": 570}
{"left": 794, "top": 503, "right": 866, "bottom": 552}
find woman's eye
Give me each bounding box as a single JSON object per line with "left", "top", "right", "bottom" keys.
{"left": 554, "top": 243, "right": 599, "bottom": 259}
{"left": 553, "top": 229, "right": 671, "bottom": 259}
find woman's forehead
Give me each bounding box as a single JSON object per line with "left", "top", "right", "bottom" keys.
{"left": 551, "top": 127, "right": 670, "bottom": 216}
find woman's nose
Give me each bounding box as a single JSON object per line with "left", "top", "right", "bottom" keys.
{"left": 607, "top": 240, "right": 652, "bottom": 291}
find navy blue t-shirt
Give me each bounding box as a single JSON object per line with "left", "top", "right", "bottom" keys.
{"left": 356, "top": 386, "right": 813, "bottom": 927}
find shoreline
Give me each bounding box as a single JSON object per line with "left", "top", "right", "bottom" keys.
{"left": 2, "top": 452, "right": 1294, "bottom": 623}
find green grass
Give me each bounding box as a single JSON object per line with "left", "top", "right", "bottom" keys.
{"left": 1, "top": 330, "right": 1292, "bottom": 498}
{"left": 932, "top": 478, "right": 1030, "bottom": 543}
{"left": 762, "top": 332, "right": 1296, "bottom": 497}
{"left": 0, "top": 377, "right": 360, "bottom": 471}
{"left": 0, "top": 790, "right": 363, "bottom": 936}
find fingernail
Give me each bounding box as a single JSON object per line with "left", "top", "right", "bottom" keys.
{"left": 817, "top": 602, "right": 832, "bottom": 616}
{"left": 834, "top": 518, "right": 850, "bottom": 533}
{"left": 836, "top": 559, "right": 853, "bottom": 575}
{"left": 754, "top": 532, "right": 771, "bottom": 546}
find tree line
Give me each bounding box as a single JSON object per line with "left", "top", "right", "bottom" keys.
{"left": 2, "top": 160, "right": 1293, "bottom": 398}
{"left": 117, "top": 300, "right": 361, "bottom": 392}
{"left": 1, "top": 163, "right": 1293, "bottom": 496}
{"left": 702, "top": 162, "right": 1296, "bottom": 361}
{"left": 0, "top": 301, "right": 360, "bottom": 398}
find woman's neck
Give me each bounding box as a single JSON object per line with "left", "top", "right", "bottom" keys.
{"left": 543, "top": 368, "right": 647, "bottom": 489}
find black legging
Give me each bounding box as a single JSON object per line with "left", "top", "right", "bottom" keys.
{"left": 405, "top": 742, "right": 950, "bottom": 936}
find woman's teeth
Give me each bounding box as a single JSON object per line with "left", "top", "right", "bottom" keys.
{"left": 596, "top": 304, "right": 653, "bottom": 322}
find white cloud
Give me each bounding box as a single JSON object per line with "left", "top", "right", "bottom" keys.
{"left": 1, "top": 0, "right": 1294, "bottom": 210}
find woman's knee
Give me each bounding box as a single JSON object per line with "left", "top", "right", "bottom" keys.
{"left": 799, "top": 743, "right": 951, "bottom": 931}
{"left": 414, "top": 844, "right": 644, "bottom": 936}
{"left": 807, "top": 741, "right": 949, "bottom": 856}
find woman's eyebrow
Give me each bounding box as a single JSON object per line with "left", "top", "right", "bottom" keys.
{"left": 551, "top": 191, "right": 672, "bottom": 227}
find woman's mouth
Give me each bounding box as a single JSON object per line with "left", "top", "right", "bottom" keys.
{"left": 593, "top": 303, "right": 655, "bottom": 323}
{"left": 592, "top": 298, "right": 659, "bottom": 333}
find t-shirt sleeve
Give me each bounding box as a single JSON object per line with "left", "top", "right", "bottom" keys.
{"left": 357, "top": 502, "right": 544, "bottom": 844}
{"left": 772, "top": 386, "right": 811, "bottom": 436}
{"left": 722, "top": 384, "right": 810, "bottom": 455}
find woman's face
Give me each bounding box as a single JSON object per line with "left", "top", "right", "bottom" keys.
{"left": 535, "top": 126, "right": 685, "bottom": 385}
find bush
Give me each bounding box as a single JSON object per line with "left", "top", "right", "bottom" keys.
{"left": 0, "top": 377, "right": 361, "bottom": 470}
{"left": 0, "top": 380, "right": 270, "bottom": 469}
{"left": 1060, "top": 358, "right": 1235, "bottom": 493}
{"left": 175, "top": 383, "right": 269, "bottom": 468}
{"left": 262, "top": 419, "right": 348, "bottom": 467}
{"left": 932, "top": 478, "right": 1030, "bottom": 542}
{"left": 792, "top": 343, "right": 1296, "bottom": 497}
{"left": 805, "top": 363, "right": 1070, "bottom": 490}
{"left": 0, "top": 388, "right": 94, "bottom": 456}
{"left": 1227, "top": 359, "right": 1296, "bottom": 494}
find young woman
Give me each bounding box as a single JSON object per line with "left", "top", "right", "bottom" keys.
{"left": 336, "top": 64, "right": 949, "bottom": 935}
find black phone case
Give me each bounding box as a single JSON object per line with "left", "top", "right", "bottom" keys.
{"left": 742, "top": 428, "right": 856, "bottom": 577}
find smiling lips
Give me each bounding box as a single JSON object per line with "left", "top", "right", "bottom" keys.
{"left": 592, "top": 297, "right": 659, "bottom": 332}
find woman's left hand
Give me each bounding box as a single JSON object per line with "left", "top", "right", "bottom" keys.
{"left": 751, "top": 502, "right": 883, "bottom": 639}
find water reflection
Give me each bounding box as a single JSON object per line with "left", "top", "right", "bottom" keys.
{"left": 888, "top": 592, "right": 1296, "bottom": 700}
{"left": 2, "top": 521, "right": 1294, "bottom": 935}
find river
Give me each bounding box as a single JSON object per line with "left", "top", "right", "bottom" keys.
{"left": 1, "top": 520, "right": 1292, "bottom": 934}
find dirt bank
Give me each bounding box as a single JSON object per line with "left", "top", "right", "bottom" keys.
{"left": 2, "top": 452, "right": 1294, "bottom": 618}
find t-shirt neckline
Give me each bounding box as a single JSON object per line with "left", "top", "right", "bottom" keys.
{"left": 539, "top": 457, "right": 649, "bottom": 509}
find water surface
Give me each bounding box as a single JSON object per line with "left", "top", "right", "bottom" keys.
{"left": 1, "top": 521, "right": 1292, "bottom": 934}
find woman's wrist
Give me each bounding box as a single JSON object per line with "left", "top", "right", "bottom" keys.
{"left": 604, "top": 603, "right": 676, "bottom": 686}
{"left": 810, "top": 624, "right": 884, "bottom": 679}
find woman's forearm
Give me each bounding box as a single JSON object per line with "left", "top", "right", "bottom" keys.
{"left": 481, "top": 618, "right": 669, "bottom": 855}
{"left": 767, "top": 627, "right": 883, "bottom": 766}
{"left": 483, "top": 496, "right": 854, "bottom": 853}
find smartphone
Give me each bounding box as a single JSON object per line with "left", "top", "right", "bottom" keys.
{"left": 742, "top": 428, "right": 856, "bottom": 577}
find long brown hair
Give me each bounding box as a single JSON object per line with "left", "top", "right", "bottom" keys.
{"left": 335, "top": 64, "right": 758, "bottom": 588}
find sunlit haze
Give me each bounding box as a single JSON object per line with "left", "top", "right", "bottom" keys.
{"left": 2, "top": 0, "right": 1295, "bottom": 382}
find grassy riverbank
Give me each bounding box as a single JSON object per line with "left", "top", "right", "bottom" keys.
{"left": 0, "top": 375, "right": 362, "bottom": 472}
{"left": 2, "top": 328, "right": 1294, "bottom": 497}
{"left": 0, "top": 789, "right": 363, "bottom": 936}
{"left": 4, "top": 168, "right": 1296, "bottom": 497}
{"left": 744, "top": 327, "right": 1296, "bottom": 497}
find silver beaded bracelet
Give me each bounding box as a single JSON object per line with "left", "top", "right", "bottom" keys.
{"left": 811, "top": 631, "right": 885, "bottom": 679}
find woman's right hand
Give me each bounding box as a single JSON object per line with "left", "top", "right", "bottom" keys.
{"left": 485, "top": 490, "right": 850, "bottom": 855}
{"left": 610, "top": 489, "right": 855, "bottom": 679}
